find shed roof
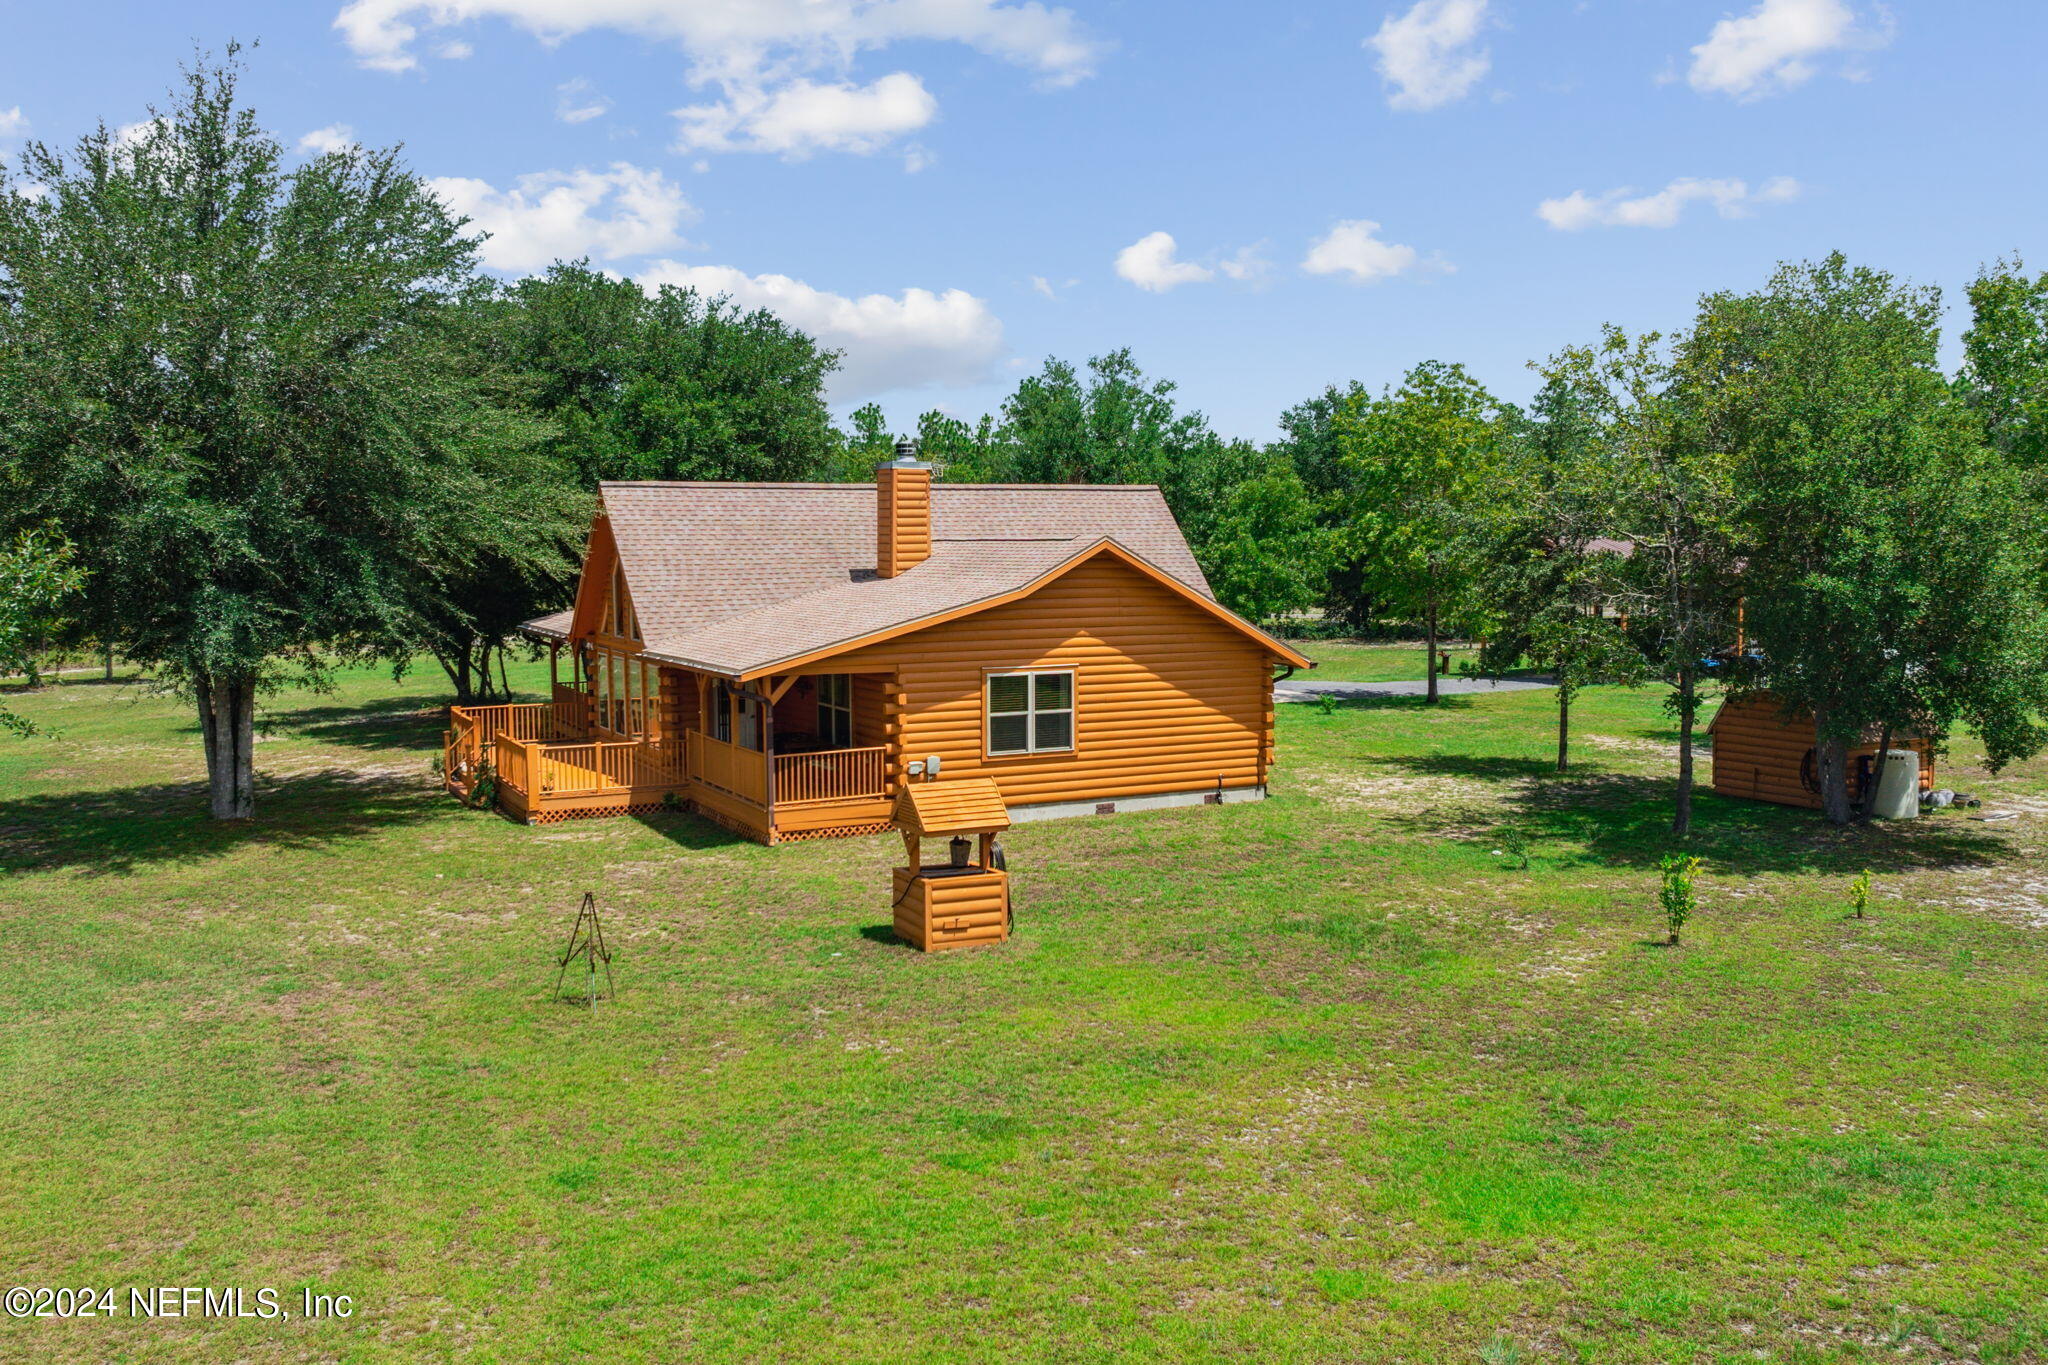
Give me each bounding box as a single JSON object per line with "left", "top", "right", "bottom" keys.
{"left": 894, "top": 778, "right": 1011, "bottom": 837}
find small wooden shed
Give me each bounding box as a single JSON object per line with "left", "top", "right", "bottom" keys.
{"left": 1708, "top": 692, "right": 1934, "bottom": 811}
{"left": 892, "top": 778, "right": 1011, "bottom": 952}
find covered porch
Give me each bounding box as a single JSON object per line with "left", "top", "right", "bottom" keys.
{"left": 442, "top": 644, "right": 898, "bottom": 840}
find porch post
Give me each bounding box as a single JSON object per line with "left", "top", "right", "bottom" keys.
{"left": 624, "top": 649, "right": 638, "bottom": 737}
{"left": 762, "top": 683, "right": 778, "bottom": 826}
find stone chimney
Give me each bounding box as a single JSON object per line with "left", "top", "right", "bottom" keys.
{"left": 876, "top": 440, "right": 933, "bottom": 578}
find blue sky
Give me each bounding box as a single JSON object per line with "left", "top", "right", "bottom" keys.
{"left": 1, "top": 1, "right": 2040, "bottom": 439}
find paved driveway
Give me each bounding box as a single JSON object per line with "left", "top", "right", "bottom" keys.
{"left": 1275, "top": 675, "right": 1557, "bottom": 703}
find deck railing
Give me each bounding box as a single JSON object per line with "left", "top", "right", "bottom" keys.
{"left": 456, "top": 701, "right": 577, "bottom": 745}
{"left": 773, "top": 745, "right": 888, "bottom": 805}
{"left": 452, "top": 700, "right": 884, "bottom": 816}
{"left": 550, "top": 683, "right": 587, "bottom": 734}
{"left": 688, "top": 731, "right": 768, "bottom": 805}
{"left": 496, "top": 734, "right": 682, "bottom": 799}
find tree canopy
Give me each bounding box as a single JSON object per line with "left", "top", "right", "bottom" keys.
{"left": 1691, "top": 253, "right": 2048, "bottom": 821}
{"left": 0, "top": 50, "right": 557, "bottom": 815}
{"left": 1331, "top": 360, "right": 1504, "bottom": 702}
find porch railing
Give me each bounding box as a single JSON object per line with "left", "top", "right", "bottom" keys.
{"left": 453, "top": 701, "right": 577, "bottom": 746}
{"left": 550, "top": 683, "right": 587, "bottom": 734}
{"left": 496, "top": 735, "right": 682, "bottom": 799}
{"left": 773, "top": 745, "right": 888, "bottom": 805}
{"left": 688, "top": 731, "right": 767, "bottom": 805}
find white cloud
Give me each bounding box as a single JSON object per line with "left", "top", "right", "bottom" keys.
{"left": 1217, "top": 243, "right": 1272, "bottom": 282}
{"left": 112, "top": 118, "right": 165, "bottom": 152}
{"left": 332, "top": 0, "right": 1102, "bottom": 157}
{"left": 298, "top": 124, "right": 356, "bottom": 154}
{"left": 1030, "top": 274, "right": 1057, "bottom": 299}
{"left": 1301, "top": 220, "right": 1440, "bottom": 283}
{"left": 1367, "top": 0, "right": 1491, "bottom": 112}
{"left": 0, "top": 107, "right": 27, "bottom": 138}
{"left": 1538, "top": 175, "right": 1802, "bottom": 230}
{"left": 428, "top": 162, "right": 696, "bottom": 272}
{"left": 639, "top": 259, "right": 1005, "bottom": 399}
{"left": 1686, "top": 0, "right": 1890, "bottom": 101}
{"left": 437, "top": 40, "right": 474, "bottom": 59}
{"left": 676, "top": 73, "right": 936, "bottom": 158}
{"left": 555, "top": 79, "right": 611, "bottom": 124}
{"left": 1114, "top": 231, "right": 1213, "bottom": 292}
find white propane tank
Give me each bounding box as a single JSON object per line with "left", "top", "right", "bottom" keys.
{"left": 1871, "top": 749, "right": 1921, "bottom": 820}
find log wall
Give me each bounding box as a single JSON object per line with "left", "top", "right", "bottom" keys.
{"left": 892, "top": 868, "right": 1010, "bottom": 951}
{"left": 1709, "top": 692, "right": 1935, "bottom": 810}
{"left": 826, "top": 553, "right": 1277, "bottom": 809}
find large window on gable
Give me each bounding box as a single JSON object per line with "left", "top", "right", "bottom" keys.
{"left": 987, "top": 670, "right": 1074, "bottom": 756}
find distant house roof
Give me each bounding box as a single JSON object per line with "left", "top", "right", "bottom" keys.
{"left": 525, "top": 481, "right": 1311, "bottom": 679}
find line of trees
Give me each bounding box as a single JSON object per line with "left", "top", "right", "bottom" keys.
{"left": 4, "top": 51, "right": 2045, "bottom": 829}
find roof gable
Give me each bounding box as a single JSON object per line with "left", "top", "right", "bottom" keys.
{"left": 641, "top": 536, "right": 1311, "bottom": 679}
{"left": 523, "top": 480, "right": 1310, "bottom": 676}
{"left": 595, "top": 481, "right": 1215, "bottom": 645}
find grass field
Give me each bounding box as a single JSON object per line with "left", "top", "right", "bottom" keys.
{"left": 2, "top": 653, "right": 2045, "bottom": 1363}
{"left": 1281, "top": 639, "right": 1490, "bottom": 683}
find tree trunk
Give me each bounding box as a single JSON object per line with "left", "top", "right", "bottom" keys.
{"left": 432, "top": 641, "right": 484, "bottom": 706}
{"left": 1672, "top": 666, "right": 1696, "bottom": 836}
{"left": 1557, "top": 685, "right": 1571, "bottom": 773}
{"left": 1812, "top": 713, "right": 1853, "bottom": 825}
{"left": 1425, "top": 590, "right": 1440, "bottom": 706}
{"left": 197, "top": 674, "right": 257, "bottom": 820}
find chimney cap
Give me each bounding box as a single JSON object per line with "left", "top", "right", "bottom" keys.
{"left": 878, "top": 438, "right": 930, "bottom": 471}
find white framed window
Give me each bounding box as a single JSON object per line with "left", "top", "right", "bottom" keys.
{"left": 986, "top": 670, "right": 1075, "bottom": 756}
{"left": 818, "top": 674, "right": 853, "bottom": 749}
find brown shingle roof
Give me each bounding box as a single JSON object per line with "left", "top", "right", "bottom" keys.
{"left": 640, "top": 537, "right": 1090, "bottom": 676}
{"left": 598, "top": 481, "right": 1212, "bottom": 645}
{"left": 519, "top": 480, "right": 1311, "bottom": 677}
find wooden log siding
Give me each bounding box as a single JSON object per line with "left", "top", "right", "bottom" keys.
{"left": 891, "top": 867, "right": 1009, "bottom": 951}
{"left": 1709, "top": 692, "right": 1935, "bottom": 811}
{"left": 816, "top": 554, "right": 1273, "bottom": 809}
{"left": 875, "top": 464, "right": 933, "bottom": 578}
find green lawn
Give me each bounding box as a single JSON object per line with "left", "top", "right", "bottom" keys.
{"left": 2, "top": 662, "right": 2046, "bottom": 1363}
{"left": 1286, "top": 638, "right": 1492, "bottom": 682}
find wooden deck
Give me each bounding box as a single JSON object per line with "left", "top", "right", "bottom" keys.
{"left": 445, "top": 702, "right": 893, "bottom": 838}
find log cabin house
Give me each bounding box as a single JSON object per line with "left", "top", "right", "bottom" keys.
{"left": 442, "top": 449, "right": 1312, "bottom": 843}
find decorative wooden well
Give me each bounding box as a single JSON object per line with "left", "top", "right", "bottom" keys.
{"left": 891, "top": 778, "right": 1011, "bottom": 952}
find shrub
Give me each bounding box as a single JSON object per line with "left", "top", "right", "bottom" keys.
{"left": 1500, "top": 826, "right": 1530, "bottom": 870}
{"left": 1850, "top": 869, "right": 1872, "bottom": 920}
{"left": 465, "top": 758, "right": 498, "bottom": 811}
{"left": 1660, "top": 854, "right": 1702, "bottom": 945}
